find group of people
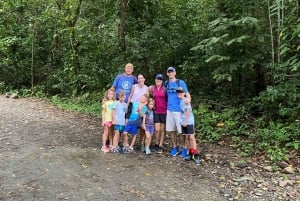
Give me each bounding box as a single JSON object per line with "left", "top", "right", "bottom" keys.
{"left": 100, "top": 63, "right": 201, "bottom": 164}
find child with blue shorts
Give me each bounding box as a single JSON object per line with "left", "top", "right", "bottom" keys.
{"left": 123, "top": 94, "right": 149, "bottom": 153}
{"left": 111, "top": 91, "right": 126, "bottom": 154}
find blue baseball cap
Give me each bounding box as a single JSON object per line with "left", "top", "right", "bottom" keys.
{"left": 155, "top": 74, "right": 164, "bottom": 80}
{"left": 167, "top": 67, "right": 176, "bottom": 72}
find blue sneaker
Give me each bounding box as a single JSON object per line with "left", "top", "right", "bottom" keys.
{"left": 145, "top": 147, "right": 151, "bottom": 155}
{"left": 170, "top": 147, "right": 179, "bottom": 156}
{"left": 181, "top": 148, "right": 188, "bottom": 158}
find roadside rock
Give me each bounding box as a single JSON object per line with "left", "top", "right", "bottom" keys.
{"left": 282, "top": 166, "right": 295, "bottom": 174}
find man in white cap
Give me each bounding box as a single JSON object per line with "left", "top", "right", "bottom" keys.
{"left": 165, "top": 66, "right": 191, "bottom": 157}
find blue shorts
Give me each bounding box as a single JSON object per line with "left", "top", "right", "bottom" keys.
{"left": 124, "top": 123, "right": 139, "bottom": 135}
{"left": 114, "top": 125, "right": 125, "bottom": 133}
{"left": 145, "top": 125, "right": 155, "bottom": 135}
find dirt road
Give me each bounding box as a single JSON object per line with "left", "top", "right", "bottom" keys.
{"left": 0, "top": 96, "right": 223, "bottom": 201}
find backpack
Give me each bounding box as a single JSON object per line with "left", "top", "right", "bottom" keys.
{"left": 164, "top": 79, "right": 181, "bottom": 91}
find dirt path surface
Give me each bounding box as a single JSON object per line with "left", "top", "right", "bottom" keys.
{"left": 0, "top": 96, "right": 222, "bottom": 201}
{"left": 0, "top": 96, "right": 299, "bottom": 201}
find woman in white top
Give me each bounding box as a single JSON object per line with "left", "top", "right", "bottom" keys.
{"left": 128, "top": 74, "right": 149, "bottom": 103}
{"left": 127, "top": 74, "right": 149, "bottom": 152}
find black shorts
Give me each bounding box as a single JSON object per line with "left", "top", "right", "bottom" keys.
{"left": 154, "top": 113, "right": 166, "bottom": 124}
{"left": 181, "top": 125, "right": 195, "bottom": 135}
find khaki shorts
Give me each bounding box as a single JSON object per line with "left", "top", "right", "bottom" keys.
{"left": 166, "top": 110, "right": 182, "bottom": 133}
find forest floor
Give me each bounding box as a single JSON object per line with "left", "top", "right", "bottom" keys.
{"left": 0, "top": 96, "right": 299, "bottom": 201}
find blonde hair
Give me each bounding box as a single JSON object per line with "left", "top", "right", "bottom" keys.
{"left": 118, "top": 90, "right": 125, "bottom": 98}
{"left": 147, "top": 97, "right": 155, "bottom": 109}
{"left": 103, "top": 89, "right": 115, "bottom": 101}
{"left": 125, "top": 63, "right": 134, "bottom": 68}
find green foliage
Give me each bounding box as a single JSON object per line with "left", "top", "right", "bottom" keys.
{"left": 50, "top": 94, "right": 102, "bottom": 117}
{"left": 0, "top": 82, "right": 7, "bottom": 94}
{"left": 1, "top": 0, "right": 300, "bottom": 164}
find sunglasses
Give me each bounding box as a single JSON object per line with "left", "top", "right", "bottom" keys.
{"left": 167, "top": 70, "right": 174, "bottom": 73}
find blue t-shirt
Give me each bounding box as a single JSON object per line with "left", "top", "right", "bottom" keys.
{"left": 128, "top": 102, "right": 147, "bottom": 122}
{"left": 113, "top": 101, "right": 126, "bottom": 126}
{"left": 113, "top": 74, "right": 137, "bottom": 102}
{"left": 180, "top": 98, "right": 194, "bottom": 125}
{"left": 166, "top": 79, "right": 188, "bottom": 112}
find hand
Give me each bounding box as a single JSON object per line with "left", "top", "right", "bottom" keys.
{"left": 184, "top": 98, "right": 190, "bottom": 104}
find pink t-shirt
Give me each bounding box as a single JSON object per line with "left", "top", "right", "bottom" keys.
{"left": 153, "top": 85, "right": 167, "bottom": 114}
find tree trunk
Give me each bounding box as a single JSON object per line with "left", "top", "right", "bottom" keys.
{"left": 119, "top": 0, "right": 127, "bottom": 51}
{"left": 69, "top": 0, "right": 82, "bottom": 77}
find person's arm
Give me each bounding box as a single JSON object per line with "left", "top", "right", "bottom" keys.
{"left": 112, "top": 103, "right": 116, "bottom": 125}
{"left": 185, "top": 92, "right": 191, "bottom": 103}
{"left": 180, "top": 80, "right": 191, "bottom": 103}
{"left": 127, "top": 85, "right": 135, "bottom": 107}
{"left": 142, "top": 114, "right": 146, "bottom": 130}
{"left": 101, "top": 103, "right": 106, "bottom": 126}
{"left": 110, "top": 86, "right": 116, "bottom": 91}
{"left": 183, "top": 105, "right": 191, "bottom": 127}
{"left": 148, "top": 85, "right": 153, "bottom": 97}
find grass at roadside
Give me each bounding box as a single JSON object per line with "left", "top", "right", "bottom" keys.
{"left": 49, "top": 95, "right": 101, "bottom": 117}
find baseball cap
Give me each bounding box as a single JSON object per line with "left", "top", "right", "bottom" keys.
{"left": 167, "top": 67, "right": 176, "bottom": 72}
{"left": 155, "top": 74, "right": 164, "bottom": 80}
{"left": 176, "top": 87, "right": 184, "bottom": 93}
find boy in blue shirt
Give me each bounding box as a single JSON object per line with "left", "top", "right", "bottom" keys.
{"left": 176, "top": 87, "right": 201, "bottom": 164}
{"left": 122, "top": 94, "right": 149, "bottom": 153}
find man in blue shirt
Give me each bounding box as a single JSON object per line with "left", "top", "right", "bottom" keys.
{"left": 165, "top": 67, "right": 191, "bottom": 157}
{"left": 111, "top": 63, "right": 137, "bottom": 102}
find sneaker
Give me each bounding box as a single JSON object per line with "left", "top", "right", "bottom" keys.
{"left": 184, "top": 154, "right": 193, "bottom": 161}
{"left": 101, "top": 146, "right": 109, "bottom": 153}
{"left": 157, "top": 146, "right": 163, "bottom": 154}
{"left": 124, "top": 147, "right": 133, "bottom": 154}
{"left": 194, "top": 154, "right": 201, "bottom": 164}
{"left": 112, "top": 147, "right": 120, "bottom": 154}
{"left": 145, "top": 147, "right": 151, "bottom": 155}
{"left": 154, "top": 144, "right": 159, "bottom": 153}
{"left": 170, "top": 147, "right": 179, "bottom": 156}
{"left": 122, "top": 146, "right": 129, "bottom": 153}
{"left": 140, "top": 144, "right": 145, "bottom": 153}
{"left": 181, "top": 148, "right": 188, "bottom": 158}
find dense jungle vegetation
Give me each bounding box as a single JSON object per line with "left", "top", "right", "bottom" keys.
{"left": 0, "top": 0, "right": 299, "bottom": 162}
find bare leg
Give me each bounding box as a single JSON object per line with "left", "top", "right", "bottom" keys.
{"left": 129, "top": 135, "right": 137, "bottom": 148}
{"left": 145, "top": 132, "right": 152, "bottom": 148}
{"left": 112, "top": 130, "right": 120, "bottom": 148}
{"left": 102, "top": 127, "right": 108, "bottom": 147}
{"left": 170, "top": 131, "right": 177, "bottom": 147}
{"left": 108, "top": 126, "right": 113, "bottom": 147}
{"left": 159, "top": 123, "right": 166, "bottom": 147}
{"left": 154, "top": 123, "right": 161, "bottom": 145}
{"left": 139, "top": 128, "right": 145, "bottom": 145}
{"left": 123, "top": 132, "right": 129, "bottom": 147}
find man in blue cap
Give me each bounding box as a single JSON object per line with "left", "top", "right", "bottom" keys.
{"left": 165, "top": 66, "right": 191, "bottom": 157}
